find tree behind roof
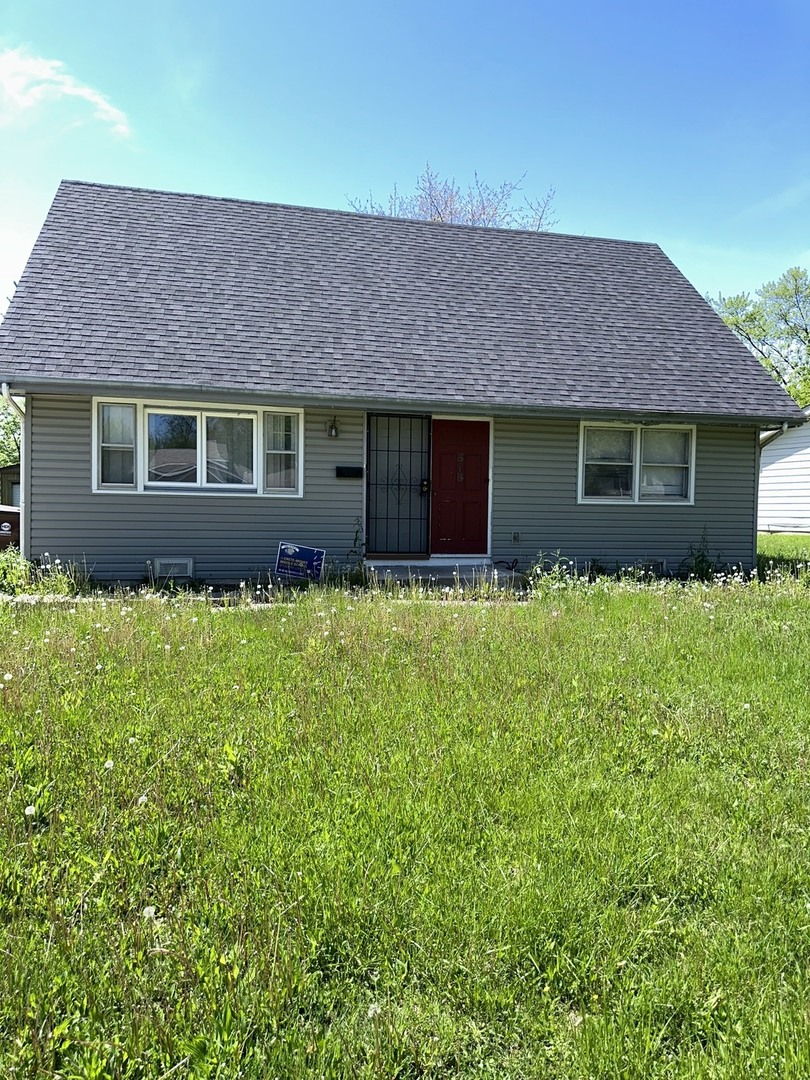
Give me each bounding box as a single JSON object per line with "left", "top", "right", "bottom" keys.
{"left": 712, "top": 267, "right": 810, "bottom": 406}
{"left": 348, "top": 162, "right": 556, "bottom": 231}
{"left": 0, "top": 401, "right": 20, "bottom": 468}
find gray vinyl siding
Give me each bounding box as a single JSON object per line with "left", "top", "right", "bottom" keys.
{"left": 491, "top": 419, "right": 758, "bottom": 571}
{"left": 28, "top": 395, "right": 365, "bottom": 581}
{"left": 27, "top": 400, "right": 760, "bottom": 580}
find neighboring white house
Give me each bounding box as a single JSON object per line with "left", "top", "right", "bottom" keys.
{"left": 758, "top": 406, "right": 810, "bottom": 532}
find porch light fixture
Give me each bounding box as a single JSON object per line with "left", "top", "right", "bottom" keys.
{"left": 327, "top": 417, "right": 340, "bottom": 439}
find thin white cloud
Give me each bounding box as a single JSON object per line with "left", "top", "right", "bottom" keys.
{"left": 740, "top": 179, "right": 810, "bottom": 220}
{"left": 0, "top": 46, "right": 131, "bottom": 138}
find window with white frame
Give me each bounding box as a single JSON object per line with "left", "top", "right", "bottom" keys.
{"left": 99, "top": 403, "right": 136, "bottom": 486}
{"left": 94, "top": 400, "right": 303, "bottom": 495}
{"left": 264, "top": 411, "right": 298, "bottom": 491}
{"left": 579, "top": 423, "right": 694, "bottom": 503}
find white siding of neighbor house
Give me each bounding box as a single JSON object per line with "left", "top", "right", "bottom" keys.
{"left": 27, "top": 396, "right": 761, "bottom": 578}
{"left": 490, "top": 419, "right": 759, "bottom": 571}
{"left": 758, "top": 422, "right": 810, "bottom": 533}
{"left": 28, "top": 395, "right": 366, "bottom": 580}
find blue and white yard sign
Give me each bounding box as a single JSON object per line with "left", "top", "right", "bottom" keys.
{"left": 275, "top": 542, "right": 326, "bottom": 581}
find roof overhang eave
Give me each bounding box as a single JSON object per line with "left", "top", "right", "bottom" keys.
{"left": 0, "top": 373, "right": 805, "bottom": 428}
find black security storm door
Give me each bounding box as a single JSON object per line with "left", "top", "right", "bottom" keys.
{"left": 366, "top": 414, "right": 430, "bottom": 555}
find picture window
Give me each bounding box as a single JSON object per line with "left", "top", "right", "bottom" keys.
{"left": 94, "top": 400, "right": 302, "bottom": 496}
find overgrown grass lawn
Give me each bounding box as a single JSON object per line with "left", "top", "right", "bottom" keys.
{"left": 758, "top": 531, "right": 810, "bottom": 561}
{"left": 3, "top": 582, "right": 810, "bottom": 1077}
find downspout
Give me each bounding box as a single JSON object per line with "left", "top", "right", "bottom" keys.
{"left": 1, "top": 382, "right": 24, "bottom": 422}
{"left": 1, "top": 383, "right": 27, "bottom": 557}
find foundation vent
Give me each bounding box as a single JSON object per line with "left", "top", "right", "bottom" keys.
{"left": 150, "top": 556, "right": 194, "bottom": 581}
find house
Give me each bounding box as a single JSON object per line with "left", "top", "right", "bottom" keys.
{"left": 758, "top": 406, "right": 810, "bottom": 533}
{"left": 0, "top": 180, "right": 804, "bottom": 582}
{"left": 0, "top": 463, "right": 20, "bottom": 508}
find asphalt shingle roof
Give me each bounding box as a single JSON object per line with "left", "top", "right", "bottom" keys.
{"left": 0, "top": 180, "right": 802, "bottom": 423}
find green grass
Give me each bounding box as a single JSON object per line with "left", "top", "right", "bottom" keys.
{"left": 3, "top": 578, "right": 810, "bottom": 1077}
{"left": 758, "top": 531, "right": 810, "bottom": 561}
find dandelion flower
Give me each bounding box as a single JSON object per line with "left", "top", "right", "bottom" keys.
{"left": 24, "top": 805, "right": 35, "bottom": 817}
{"left": 367, "top": 1002, "right": 382, "bottom": 1019}
{"left": 142, "top": 905, "right": 156, "bottom": 920}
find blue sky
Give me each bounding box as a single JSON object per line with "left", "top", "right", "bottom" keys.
{"left": 1, "top": 0, "right": 808, "bottom": 313}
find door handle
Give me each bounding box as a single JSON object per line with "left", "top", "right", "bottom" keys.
{"left": 420, "top": 479, "right": 429, "bottom": 495}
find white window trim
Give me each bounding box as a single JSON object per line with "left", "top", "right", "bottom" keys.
{"left": 97, "top": 402, "right": 137, "bottom": 490}
{"left": 263, "top": 411, "right": 301, "bottom": 496}
{"left": 577, "top": 421, "right": 695, "bottom": 505}
{"left": 92, "top": 397, "right": 304, "bottom": 497}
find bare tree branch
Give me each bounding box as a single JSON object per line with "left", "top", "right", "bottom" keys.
{"left": 348, "top": 162, "right": 557, "bottom": 231}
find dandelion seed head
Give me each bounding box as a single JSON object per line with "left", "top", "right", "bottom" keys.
{"left": 104, "top": 759, "right": 114, "bottom": 770}
{"left": 24, "top": 805, "right": 35, "bottom": 817}
{"left": 137, "top": 794, "right": 148, "bottom": 806}
{"left": 142, "top": 905, "right": 156, "bottom": 920}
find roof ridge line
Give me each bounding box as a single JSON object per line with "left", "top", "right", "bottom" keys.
{"left": 57, "top": 179, "right": 661, "bottom": 249}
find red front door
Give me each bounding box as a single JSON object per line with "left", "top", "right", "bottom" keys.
{"left": 430, "top": 420, "right": 489, "bottom": 554}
